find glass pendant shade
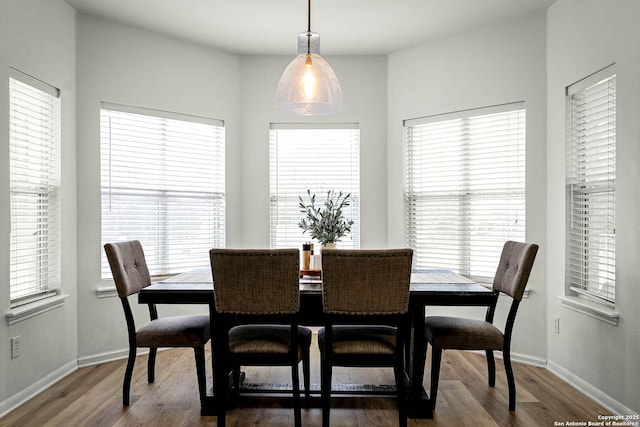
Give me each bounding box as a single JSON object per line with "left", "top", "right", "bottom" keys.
{"left": 276, "top": 31, "right": 343, "bottom": 115}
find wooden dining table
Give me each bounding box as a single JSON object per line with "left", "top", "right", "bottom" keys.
{"left": 138, "top": 268, "right": 496, "bottom": 418}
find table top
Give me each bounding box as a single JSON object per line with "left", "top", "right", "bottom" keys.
{"left": 138, "top": 268, "right": 495, "bottom": 305}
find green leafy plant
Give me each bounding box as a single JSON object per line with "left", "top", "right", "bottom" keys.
{"left": 298, "top": 190, "right": 354, "bottom": 245}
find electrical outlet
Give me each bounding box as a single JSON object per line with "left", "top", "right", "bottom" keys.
{"left": 11, "top": 336, "right": 20, "bottom": 359}
{"left": 553, "top": 318, "right": 560, "bottom": 334}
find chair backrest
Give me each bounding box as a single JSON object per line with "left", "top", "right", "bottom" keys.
{"left": 321, "top": 249, "right": 413, "bottom": 315}
{"left": 209, "top": 248, "right": 300, "bottom": 315}
{"left": 492, "top": 241, "right": 539, "bottom": 301}
{"left": 104, "top": 240, "right": 152, "bottom": 298}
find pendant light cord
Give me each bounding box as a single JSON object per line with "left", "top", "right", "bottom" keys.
{"left": 306, "top": 0, "right": 311, "bottom": 54}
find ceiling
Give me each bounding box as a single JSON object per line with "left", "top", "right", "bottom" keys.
{"left": 65, "top": 0, "right": 556, "bottom": 56}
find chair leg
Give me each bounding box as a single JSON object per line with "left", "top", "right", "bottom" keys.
{"left": 123, "top": 345, "right": 137, "bottom": 406}
{"left": 194, "top": 346, "right": 207, "bottom": 409}
{"left": 147, "top": 347, "right": 157, "bottom": 383}
{"left": 486, "top": 350, "right": 496, "bottom": 387}
{"left": 321, "top": 359, "right": 332, "bottom": 427}
{"left": 291, "top": 362, "right": 302, "bottom": 427}
{"left": 214, "top": 357, "right": 228, "bottom": 427}
{"left": 403, "top": 325, "right": 412, "bottom": 373}
{"left": 430, "top": 347, "right": 443, "bottom": 411}
{"left": 393, "top": 359, "right": 408, "bottom": 427}
{"left": 504, "top": 349, "right": 516, "bottom": 411}
{"left": 303, "top": 349, "right": 311, "bottom": 398}
{"left": 233, "top": 365, "right": 241, "bottom": 393}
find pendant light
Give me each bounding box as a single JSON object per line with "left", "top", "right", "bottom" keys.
{"left": 275, "top": 0, "right": 343, "bottom": 115}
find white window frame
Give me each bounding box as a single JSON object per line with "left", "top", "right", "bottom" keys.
{"left": 404, "top": 103, "right": 526, "bottom": 282}
{"left": 100, "top": 103, "right": 225, "bottom": 279}
{"left": 565, "top": 65, "right": 616, "bottom": 309}
{"left": 9, "top": 68, "right": 61, "bottom": 308}
{"left": 269, "top": 123, "right": 360, "bottom": 250}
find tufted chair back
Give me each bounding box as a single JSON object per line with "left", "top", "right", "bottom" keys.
{"left": 492, "top": 241, "right": 539, "bottom": 301}
{"left": 104, "top": 240, "right": 152, "bottom": 298}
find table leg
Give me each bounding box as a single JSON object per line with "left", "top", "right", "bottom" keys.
{"left": 200, "top": 303, "right": 221, "bottom": 416}
{"left": 407, "top": 304, "right": 433, "bottom": 419}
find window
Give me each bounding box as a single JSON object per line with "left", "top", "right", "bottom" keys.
{"left": 100, "top": 103, "right": 225, "bottom": 278}
{"left": 566, "top": 66, "right": 616, "bottom": 305}
{"left": 404, "top": 103, "right": 526, "bottom": 280}
{"left": 269, "top": 124, "right": 360, "bottom": 249}
{"left": 9, "top": 69, "right": 61, "bottom": 303}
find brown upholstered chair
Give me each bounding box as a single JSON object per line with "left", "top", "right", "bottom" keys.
{"left": 424, "top": 240, "right": 539, "bottom": 412}
{"left": 318, "top": 248, "right": 414, "bottom": 427}
{"left": 209, "top": 248, "right": 312, "bottom": 427}
{"left": 104, "top": 240, "right": 210, "bottom": 408}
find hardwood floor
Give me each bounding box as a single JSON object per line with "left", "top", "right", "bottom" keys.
{"left": 0, "top": 333, "right": 612, "bottom": 427}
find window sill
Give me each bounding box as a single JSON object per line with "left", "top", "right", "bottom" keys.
{"left": 96, "top": 284, "right": 118, "bottom": 299}
{"left": 6, "top": 293, "right": 69, "bottom": 325}
{"left": 558, "top": 295, "right": 619, "bottom": 326}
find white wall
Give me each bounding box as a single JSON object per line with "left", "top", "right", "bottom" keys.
{"left": 0, "top": 0, "right": 77, "bottom": 409}
{"left": 387, "top": 13, "right": 548, "bottom": 360}
{"left": 75, "top": 14, "right": 242, "bottom": 360}
{"left": 546, "top": 0, "right": 640, "bottom": 413}
{"left": 237, "top": 54, "right": 388, "bottom": 248}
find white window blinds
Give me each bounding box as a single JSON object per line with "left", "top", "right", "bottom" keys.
{"left": 404, "top": 103, "right": 526, "bottom": 280}
{"left": 100, "top": 103, "right": 225, "bottom": 278}
{"left": 566, "top": 66, "right": 616, "bottom": 305}
{"left": 9, "top": 69, "right": 61, "bottom": 302}
{"left": 269, "top": 124, "right": 360, "bottom": 249}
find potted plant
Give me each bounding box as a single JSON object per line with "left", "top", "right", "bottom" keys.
{"left": 298, "top": 189, "right": 354, "bottom": 247}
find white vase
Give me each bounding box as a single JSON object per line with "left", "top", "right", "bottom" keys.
{"left": 322, "top": 242, "right": 337, "bottom": 250}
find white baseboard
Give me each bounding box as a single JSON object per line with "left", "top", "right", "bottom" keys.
{"left": 511, "top": 351, "right": 547, "bottom": 367}
{"left": 77, "top": 347, "right": 163, "bottom": 367}
{"left": 466, "top": 349, "right": 547, "bottom": 368}
{"left": 547, "top": 360, "right": 638, "bottom": 417}
{"left": 0, "top": 360, "right": 77, "bottom": 419}
{"left": 77, "top": 348, "right": 130, "bottom": 367}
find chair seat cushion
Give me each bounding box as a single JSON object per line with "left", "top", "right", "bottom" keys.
{"left": 318, "top": 325, "right": 397, "bottom": 355}
{"left": 229, "top": 325, "right": 312, "bottom": 356}
{"left": 136, "top": 315, "right": 210, "bottom": 347}
{"left": 425, "top": 316, "right": 504, "bottom": 350}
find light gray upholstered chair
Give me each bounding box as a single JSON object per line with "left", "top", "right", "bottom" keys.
{"left": 318, "top": 248, "right": 414, "bottom": 427}
{"left": 209, "top": 248, "right": 312, "bottom": 427}
{"left": 424, "top": 240, "right": 538, "bottom": 412}
{"left": 104, "top": 240, "right": 210, "bottom": 408}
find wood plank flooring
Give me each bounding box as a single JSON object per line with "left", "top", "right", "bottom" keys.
{"left": 0, "top": 332, "right": 612, "bottom": 427}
